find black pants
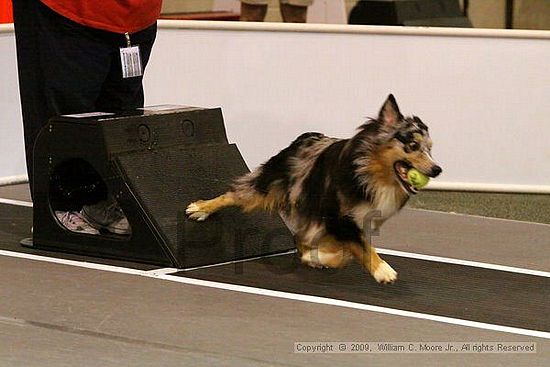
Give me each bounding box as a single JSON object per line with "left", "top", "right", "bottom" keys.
{"left": 13, "top": 0, "right": 157, "bottom": 198}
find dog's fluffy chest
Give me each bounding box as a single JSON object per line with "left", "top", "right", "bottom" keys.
{"left": 350, "top": 187, "right": 406, "bottom": 229}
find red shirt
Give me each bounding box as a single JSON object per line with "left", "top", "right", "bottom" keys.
{"left": 40, "top": 0, "right": 162, "bottom": 34}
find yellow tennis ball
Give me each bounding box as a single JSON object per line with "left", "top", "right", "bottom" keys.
{"left": 407, "top": 168, "right": 430, "bottom": 189}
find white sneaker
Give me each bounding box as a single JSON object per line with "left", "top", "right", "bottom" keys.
{"left": 55, "top": 211, "right": 100, "bottom": 235}
{"left": 81, "top": 199, "right": 131, "bottom": 235}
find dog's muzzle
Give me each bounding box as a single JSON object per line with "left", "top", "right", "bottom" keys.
{"left": 394, "top": 161, "right": 442, "bottom": 194}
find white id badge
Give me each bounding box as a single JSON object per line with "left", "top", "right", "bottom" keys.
{"left": 120, "top": 45, "right": 143, "bottom": 78}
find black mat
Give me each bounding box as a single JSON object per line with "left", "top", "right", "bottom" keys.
{"left": 0, "top": 204, "right": 159, "bottom": 271}
{"left": 181, "top": 253, "right": 550, "bottom": 332}
{"left": 2, "top": 203, "right": 548, "bottom": 332}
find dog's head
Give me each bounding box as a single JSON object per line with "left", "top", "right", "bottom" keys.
{"left": 364, "top": 94, "right": 442, "bottom": 194}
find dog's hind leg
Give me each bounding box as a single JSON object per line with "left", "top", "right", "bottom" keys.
{"left": 349, "top": 242, "right": 397, "bottom": 284}
{"left": 298, "top": 235, "right": 353, "bottom": 269}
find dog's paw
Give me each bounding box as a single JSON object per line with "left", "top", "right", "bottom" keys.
{"left": 373, "top": 261, "right": 397, "bottom": 284}
{"left": 300, "top": 251, "right": 325, "bottom": 269}
{"left": 185, "top": 201, "right": 210, "bottom": 221}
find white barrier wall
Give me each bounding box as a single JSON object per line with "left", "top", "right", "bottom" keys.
{"left": 1, "top": 22, "right": 549, "bottom": 192}
{"left": 144, "top": 21, "right": 550, "bottom": 193}
{"left": 0, "top": 26, "right": 26, "bottom": 184}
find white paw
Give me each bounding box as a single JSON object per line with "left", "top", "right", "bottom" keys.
{"left": 300, "top": 251, "right": 324, "bottom": 269}
{"left": 185, "top": 202, "right": 210, "bottom": 221}
{"left": 373, "top": 261, "right": 397, "bottom": 284}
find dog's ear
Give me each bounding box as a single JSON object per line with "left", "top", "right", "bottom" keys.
{"left": 378, "top": 94, "right": 402, "bottom": 127}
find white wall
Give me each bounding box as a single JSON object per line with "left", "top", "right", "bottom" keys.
{"left": 144, "top": 21, "right": 550, "bottom": 192}
{"left": 2, "top": 22, "right": 549, "bottom": 192}
{"left": 0, "top": 26, "right": 26, "bottom": 184}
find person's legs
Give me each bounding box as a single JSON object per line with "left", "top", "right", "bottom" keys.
{"left": 13, "top": 0, "right": 50, "bottom": 197}
{"left": 240, "top": 0, "right": 268, "bottom": 21}
{"left": 14, "top": 1, "right": 151, "bottom": 235}
{"left": 13, "top": 0, "right": 112, "bottom": 197}
{"left": 37, "top": 4, "right": 113, "bottom": 116}
{"left": 280, "top": 0, "right": 313, "bottom": 23}
{"left": 95, "top": 23, "right": 157, "bottom": 112}
{"left": 35, "top": 3, "right": 118, "bottom": 234}
{"left": 82, "top": 23, "right": 158, "bottom": 236}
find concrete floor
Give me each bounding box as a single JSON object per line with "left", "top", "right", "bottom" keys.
{"left": 1, "top": 256, "right": 548, "bottom": 367}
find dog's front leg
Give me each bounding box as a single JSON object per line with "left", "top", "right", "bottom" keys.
{"left": 350, "top": 242, "right": 397, "bottom": 284}
{"left": 186, "top": 192, "right": 237, "bottom": 221}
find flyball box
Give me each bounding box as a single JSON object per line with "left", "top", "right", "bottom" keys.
{"left": 30, "top": 105, "right": 295, "bottom": 268}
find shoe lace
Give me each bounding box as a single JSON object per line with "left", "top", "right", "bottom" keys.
{"left": 61, "top": 211, "right": 89, "bottom": 227}
{"left": 104, "top": 201, "right": 125, "bottom": 221}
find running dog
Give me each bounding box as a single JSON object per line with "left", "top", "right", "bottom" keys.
{"left": 186, "top": 95, "right": 442, "bottom": 284}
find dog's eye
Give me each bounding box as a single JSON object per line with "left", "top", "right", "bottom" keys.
{"left": 408, "top": 142, "right": 420, "bottom": 151}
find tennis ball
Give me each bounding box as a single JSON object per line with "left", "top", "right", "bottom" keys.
{"left": 407, "top": 168, "right": 430, "bottom": 189}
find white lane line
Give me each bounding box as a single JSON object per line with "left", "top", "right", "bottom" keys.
{"left": 408, "top": 208, "right": 550, "bottom": 227}
{"left": 153, "top": 248, "right": 550, "bottom": 279}
{"left": 146, "top": 268, "right": 180, "bottom": 276}
{"left": 0, "top": 250, "right": 149, "bottom": 276}
{"left": 0, "top": 175, "right": 28, "bottom": 186}
{"left": 376, "top": 248, "right": 550, "bottom": 278}
{"left": 0, "top": 198, "right": 33, "bottom": 207}
{"left": 158, "top": 273, "right": 550, "bottom": 340}
{"left": 1, "top": 249, "right": 549, "bottom": 340}
{"left": 179, "top": 245, "right": 550, "bottom": 278}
